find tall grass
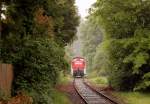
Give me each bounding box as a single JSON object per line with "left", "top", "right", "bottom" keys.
{"left": 57, "top": 71, "right": 72, "bottom": 85}
{"left": 87, "top": 70, "right": 108, "bottom": 87}
{"left": 114, "top": 92, "right": 150, "bottom": 104}
{"left": 51, "top": 89, "right": 72, "bottom": 104}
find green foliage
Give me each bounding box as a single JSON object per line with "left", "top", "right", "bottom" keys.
{"left": 13, "top": 37, "right": 65, "bottom": 88}
{"left": 0, "top": 90, "right": 10, "bottom": 101}
{"left": 90, "top": 76, "right": 108, "bottom": 86}
{"left": 80, "top": 19, "right": 103, "bottom": 71}
{"left": 51, "top": 89, "right": 71, "bottom": 104}
{"left": 84, "top": 0, "right": 150, "bottom": 91}
{"left": 1, "top": 0, "right": 79, "bottom": 103}
{"left": 114, "top": 92, "right": 150, "bottom": 104}
{"left": 93, "top": 40, "right": 110, "bottom": 73}
{"left": 134, "top": 72, "right": 150, "bottom": 91}
{"left": 1, "top": 36, "right": 67, "bottom": 103}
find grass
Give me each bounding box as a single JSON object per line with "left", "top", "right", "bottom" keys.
{"left": 0, "top": 90, "right": 10, "bottom": 101}
{"left": 89, "top": 76, "right": 150, "bottom": 104}
{"left": 87, "top": 71, "right": 150, "bottom": 104}
{"left": 87, "top": 70, "right": 108, "bottom": 87}
{"left": 114, "top": 91, "right": 150, "bottom": 104}
{"left": 50, "top": 72, "right": 72, "bottom": 104}
{"left": 88, "top": 76, "right": 108, "bottom": 87}
{"left": 57, "top": 71, "right": 72, "bottom": 85}
{"left": 51, "top": 89, "right": 72, "bottom": 104}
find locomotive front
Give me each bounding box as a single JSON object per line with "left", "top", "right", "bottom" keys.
{"left": 71, "top": 57, "right": 86, "bottom": 77}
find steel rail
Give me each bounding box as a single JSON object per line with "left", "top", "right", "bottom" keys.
{"left": 74, "top": 78, "right": 119, "bottom": 104}
{"left": 73, "top": 78, "right": 88, "bottom": 104}
{"left": 83, "top": 81, "right": 119, "bottom": 104}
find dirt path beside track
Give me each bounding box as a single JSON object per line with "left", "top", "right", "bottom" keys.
{"left": 56, "top": 81, "right": 85, "bottom": 104}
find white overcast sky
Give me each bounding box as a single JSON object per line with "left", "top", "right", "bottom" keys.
{"left": 75, "top": 0, "right": 96, "bottom": 18}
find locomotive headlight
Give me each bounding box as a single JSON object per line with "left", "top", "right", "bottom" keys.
{"left": 1, "top": 13, "right": 6, "bottom": 20}
{"left": 2, "top": 3, "right": 7, "bottom": 11}
{"left": 1, "top": 3, "right": 7, "bottom": 20}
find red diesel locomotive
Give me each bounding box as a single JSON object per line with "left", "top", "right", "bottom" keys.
{"left": 71, "top": 57, "right": 86, "bottom": 77}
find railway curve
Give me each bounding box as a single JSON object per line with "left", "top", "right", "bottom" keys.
{"left": 73, "top": 78, "right": 119, "bottom": 104}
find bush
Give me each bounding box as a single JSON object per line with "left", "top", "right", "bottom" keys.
{"left": 1, "top": 36, "right": 68, "bottom": 104}
{"left": 90, "top": 0, "right": 150, "bottom": 91}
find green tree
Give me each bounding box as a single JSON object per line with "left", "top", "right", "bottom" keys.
{"left": 1, "top": 0, "right": 79, "bottom": 103}
{"left": 80, "top": 18, "right": 102, "bottom": 72}
{"left": 90, "top": 0, "right": 150, "bottom": 91}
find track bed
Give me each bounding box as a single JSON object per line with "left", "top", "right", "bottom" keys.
{"left": 74, "top": 78, "right": 118, "bottom": 104}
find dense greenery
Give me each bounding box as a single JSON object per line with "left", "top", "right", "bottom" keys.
{"left": 114, "top": 92, "right": 150, "bottom": 104}
{"left": 80, "top": 18, "right": 103, "bottom": 72}
{"left": 81, "top": 0, "right": 150, "bottom": 91}
{"left": 1, "top": 0, "right": 79, "bottom": 103}
{"left": 51, "top": 89, "right": 71, "bottom": 104}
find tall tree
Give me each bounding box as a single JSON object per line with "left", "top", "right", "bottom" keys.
{"left": 90, "top": 0, "right": 150, "bottom": 91}
{"left": 1, "top": 0, "right": 79, "bottom": 103}
{"left": 80, "top": 18, "right": 102, "bottom": 72}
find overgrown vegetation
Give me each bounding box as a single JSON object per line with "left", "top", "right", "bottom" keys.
{"left": 114, "top": 92, "right": 150, "bottom": 104}
{"left": 1, "top": 0, "right": 79, "bottom": 103}
{"left": 80, "top": 0, "right": 150, "bottom": 92}
{"left": 80, "top": 19, "right": 103, "bottom": 72}
{"left": 51, "top": 89, "right": 71, "bottom": 104}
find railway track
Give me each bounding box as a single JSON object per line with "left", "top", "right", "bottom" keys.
{"left": 74, "top": 78, "right": 118, "bottom": 104}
